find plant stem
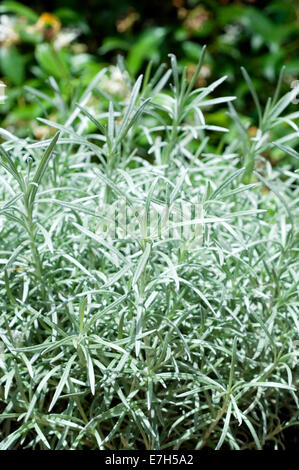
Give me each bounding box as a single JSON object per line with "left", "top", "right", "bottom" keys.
{"left": 24, "top": 201, "right": 46, "bottom": 302}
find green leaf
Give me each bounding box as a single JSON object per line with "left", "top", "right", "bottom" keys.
{"left": 132, "top": 243, "right": 151, "bottom": 288}
{"left": 99, "top": 37, "right": 130, "bottom": 54}
{"left": 215, "top": 401, "right": 232, "bottom": 450}
{"left": 48, "top": 354, "right": 76, "bottom": 411}
{"left": 76, "top": 103, "right": 107, "bottom": 137}
{"left": 28, "top": 132, "right": 60, "bottom": 206}
{"left": 0, "top": 1, "right": 38, "bottom": 20}
{"left": 35, "top": 43, "right": 69, "bottom": 79}
{"left": 0, "top": 46, "right": 24, "bottom": 86}
{"left": 79, "top": 297, "right": 87, "bottom": 334}
{"left": 127, "top": 28, "right": 167, "bottom": 76}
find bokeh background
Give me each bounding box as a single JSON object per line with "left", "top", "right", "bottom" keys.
{"left": 0, "top": 0, "right": 298, "bottom": 137}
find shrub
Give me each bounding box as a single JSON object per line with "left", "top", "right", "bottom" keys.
{"left": 0, "top": 52, "right": 298, "bottom": 449}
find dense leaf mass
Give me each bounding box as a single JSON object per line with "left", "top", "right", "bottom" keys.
{"left": 0, "top": 52, "right": 298, "bottom": 450}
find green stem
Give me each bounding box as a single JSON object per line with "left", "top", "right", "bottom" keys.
{"left": 199, "top": 397, "right": 229, "bottom": 450}
{"left": 162, "top": 121, "right": 179, "bottom": 166}
{"left": 24, "top": 202, "right": 46, "bottom": 302}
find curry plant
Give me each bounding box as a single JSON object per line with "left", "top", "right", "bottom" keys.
{"left": 0, "top": 55, "right": 298, "bottom": 450}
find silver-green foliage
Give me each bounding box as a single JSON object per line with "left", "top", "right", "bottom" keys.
{"left": 0, "top": 52, "right": 298, "bottom": 450}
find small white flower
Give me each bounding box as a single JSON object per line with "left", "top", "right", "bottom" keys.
{"left": 0, "top": 15, "right": 19, "bottom": 46}
{"left": 0, "top": 82, "right": 6, "bottom": 103}
{"left": 53, "top": 29, "right": 79, "bottom": 50}
{"left": 199, "top": 65, "right": 211, "bottom": 79}
{"left": 221, "top": 24, "right": 242, "bottom": 45}
{"left": 100, "top": 66, "right": 130, "bottom": 101}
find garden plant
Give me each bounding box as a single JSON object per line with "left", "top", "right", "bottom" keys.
{"left": 0, "top": 45, "right": 298, "bottom": 450}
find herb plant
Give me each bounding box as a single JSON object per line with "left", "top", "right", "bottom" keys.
{"left": 0, "top": 51, "right": 298, "bottom": 450}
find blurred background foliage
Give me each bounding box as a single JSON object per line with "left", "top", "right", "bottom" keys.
{"left": 0, "top": 0, "right": 298, "bottom": 142}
